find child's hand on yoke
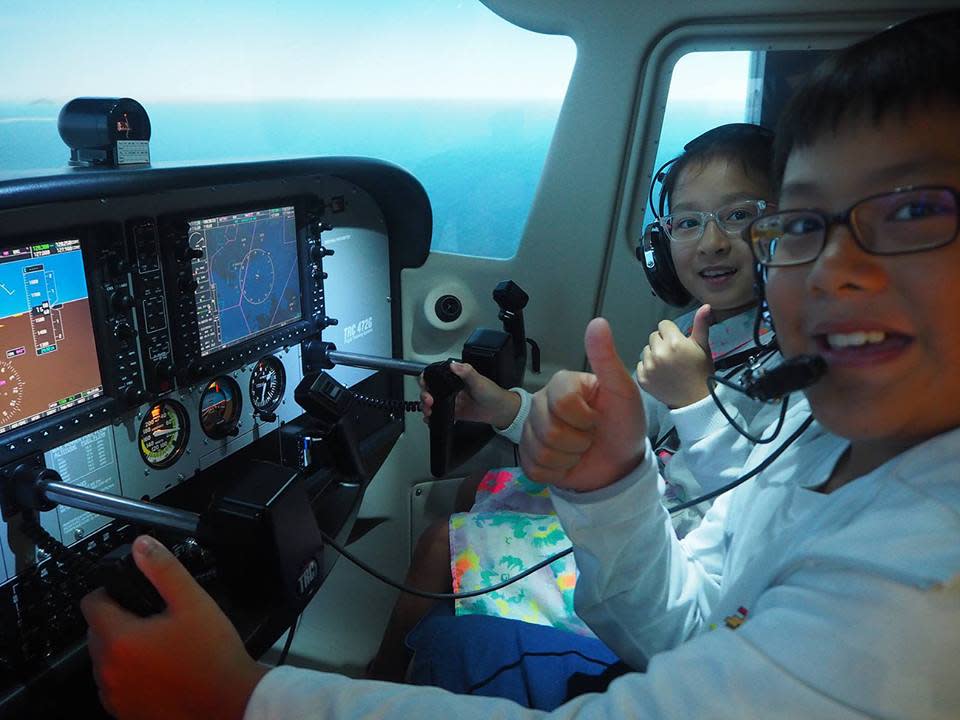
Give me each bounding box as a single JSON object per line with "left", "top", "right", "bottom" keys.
{"left": 520, "top": 318, "right": 647, "bottom": 492}
{"left": 419, "top": 361, "right": 521, "bottom": 429}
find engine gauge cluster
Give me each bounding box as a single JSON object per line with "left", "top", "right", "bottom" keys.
{"left": 135, "top": 353, "right": 294, "bottom": 470}
{"left": 138, "top": 400, "right": 189, "bottom": 468}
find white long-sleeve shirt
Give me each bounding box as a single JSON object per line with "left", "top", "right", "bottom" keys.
{"left": 246, "top": 397, "right": 960, "bottom": 719}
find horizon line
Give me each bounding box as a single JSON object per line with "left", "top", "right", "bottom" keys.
{"left": 0, "top": 95, "right": 570, "bottom": 104}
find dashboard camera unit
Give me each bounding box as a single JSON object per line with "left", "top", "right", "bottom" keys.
{"left": 58, "top": 97, "right": 152, "bottom": 167}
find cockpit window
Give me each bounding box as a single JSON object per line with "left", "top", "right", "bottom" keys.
{"left": 645, "top": 49, "right": 834, "bottom": 226}
{"left": 644, "top": 51, "right": 752, "bottom": 226}
{"left": 0, "top": 1, "right": 575, "bottom": 259}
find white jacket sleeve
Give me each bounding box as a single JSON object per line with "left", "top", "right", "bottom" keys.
{"left": 668, "top": 391, "right": 804, "bottom": 494}
{"left": 549, "top": 444, "right": 728, "bottom": 666}
{"left": 245, "top": 571, "right": 958, "bottom": 720}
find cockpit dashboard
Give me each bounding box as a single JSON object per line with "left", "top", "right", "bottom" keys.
{"left": 0, "top": 157, "right": 430, "bottom": 715}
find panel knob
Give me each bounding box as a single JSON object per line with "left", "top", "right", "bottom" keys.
{"left": 111, "top": 292, "right": 135, "bottom": 313}
{"left": 179, "top": 245, "right": 204, "bottom": 262}
{"left": 113, "top": 321, "right": 137, "bottom": 341}
{"left": 309, "top": 244, "right": 335, "bottom": 262}
{"left": 109, "top": 256, "right": 130, "bottom": 276}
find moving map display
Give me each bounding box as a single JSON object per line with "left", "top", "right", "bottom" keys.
{"left": 0, "top": 239, "right": 103, "bottom": 435}
{"left": 189, "top": 206, "right": 301, "bottom": 357}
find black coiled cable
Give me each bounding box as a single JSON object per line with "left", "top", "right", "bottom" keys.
{"left": 19, "top": 517, "right": 99, "bottom": 578}
{"left": 351, "top": 390, "right": 422, "bottom": 413}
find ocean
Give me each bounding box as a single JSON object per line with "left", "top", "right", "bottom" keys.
{"left": 0, "top": 99, "right": 744, "bottom": 258}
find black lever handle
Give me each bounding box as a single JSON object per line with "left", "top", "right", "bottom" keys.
{"left": 96, "top": 543, "right": 166, "bottom": 617}
{"left": 423, "top": 359, "right": 465, "bottom": 477}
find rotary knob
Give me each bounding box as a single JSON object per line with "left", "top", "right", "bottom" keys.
{"left": 178, "top": 244, "right": 204, "bottom": 262}
{"left": 113, "top": 321, "right": 137, "bottom": 341}
{"left": 111, "top": 292, "right": 135, "bottom": 313}
{"left": 110, "top": 256, "right": 130, "bottom": 276}
{"left": 309, "top": 244, "right": 335, "bottom": 262}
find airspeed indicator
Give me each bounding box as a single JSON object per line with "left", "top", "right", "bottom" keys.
{"left": 138, "top": 400, "right": 189, "bottom": 468}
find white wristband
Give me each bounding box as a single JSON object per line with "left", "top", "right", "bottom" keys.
{"left": 495, "top": 388, "right": 532, "bottom": 445}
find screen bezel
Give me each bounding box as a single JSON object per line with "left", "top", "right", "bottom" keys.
{"left": 160, "top": 195, "right": 319, "bottom": 379}
{"left": 0, "top": 226, "right": 115, "bottom": 453}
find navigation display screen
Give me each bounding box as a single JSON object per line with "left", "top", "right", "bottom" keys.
{"left": 0, "top": 238, "right": 104, "bottom": 435}
{"left": 189, "top": 206, "right": 301, "bottom": 357}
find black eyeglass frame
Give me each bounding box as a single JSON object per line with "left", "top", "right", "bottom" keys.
{"left": 746, "top": 185, "right": 960, "bottom": 267}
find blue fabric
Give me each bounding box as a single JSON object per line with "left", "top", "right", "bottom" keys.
{"left": 406, "top": 604, "right": 623, "bottom": 711}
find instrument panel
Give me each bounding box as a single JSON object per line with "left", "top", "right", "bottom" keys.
{"left": 0, "top": 157, "right": 430, "bottom": 713}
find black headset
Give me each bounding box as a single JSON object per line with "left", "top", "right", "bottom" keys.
{"left": 637, "top": 123, "right": 775, "bottom": 309}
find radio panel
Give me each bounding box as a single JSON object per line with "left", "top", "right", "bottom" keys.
{"left": 127, "top": 218, "right": 175, "bottom": 394}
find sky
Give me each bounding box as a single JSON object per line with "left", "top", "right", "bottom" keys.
{"left": 0, "top": 0, "right": 576, "bottom": 101}
{"left": 0, "top": 1, "right": 752, "bottom": 104}
{"left": 668, "top": 51, "right": 750, "bottom": 102}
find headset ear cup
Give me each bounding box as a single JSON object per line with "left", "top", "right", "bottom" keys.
{"left": 638, "top": 223, "right": 692, "bottom": 307}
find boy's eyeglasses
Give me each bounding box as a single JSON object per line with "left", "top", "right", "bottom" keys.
{"left": 747, "top": 186, "right": 960, "bottom": 267}
{"left": 661, "top": 199, "right": 769, "bottom": 245}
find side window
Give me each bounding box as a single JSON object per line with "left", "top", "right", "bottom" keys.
{"left": 645, "top": 51, "right": 752, "bottom": 226}
{"left": 0, "top": 2, "right": 575, "bottom": 259}
{"left": 646, "top": 49, "right": 834, "bottom": 224}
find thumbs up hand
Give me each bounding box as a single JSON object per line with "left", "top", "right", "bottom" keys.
{"left": 519, "top": 318, "right": 647, "bottom": 492}
{"left": 636, "top": 304, "right": 715, "bottom": 409}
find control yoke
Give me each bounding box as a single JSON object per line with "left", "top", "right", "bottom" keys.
{"left": 310, "top": 280, "right": 537, "bottom": 477}
{"left": 4, "top": 460, "right": 325, "bottom": 619}
{"left": 2, "top": 370, "right": 378, "bottom": 619}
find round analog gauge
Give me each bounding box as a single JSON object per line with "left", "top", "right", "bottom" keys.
{"left": 199, "top": 376, "right": 242, "bottom": 439}
{"left": 139, "top": 400, "right": 189, "bottom": 469}
{"left": 249, "top": 355, "right": 286, "bottom": 414}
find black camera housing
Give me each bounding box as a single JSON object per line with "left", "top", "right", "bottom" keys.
{"left": 58, "top": 97, "right": 152, "bottom": 167}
